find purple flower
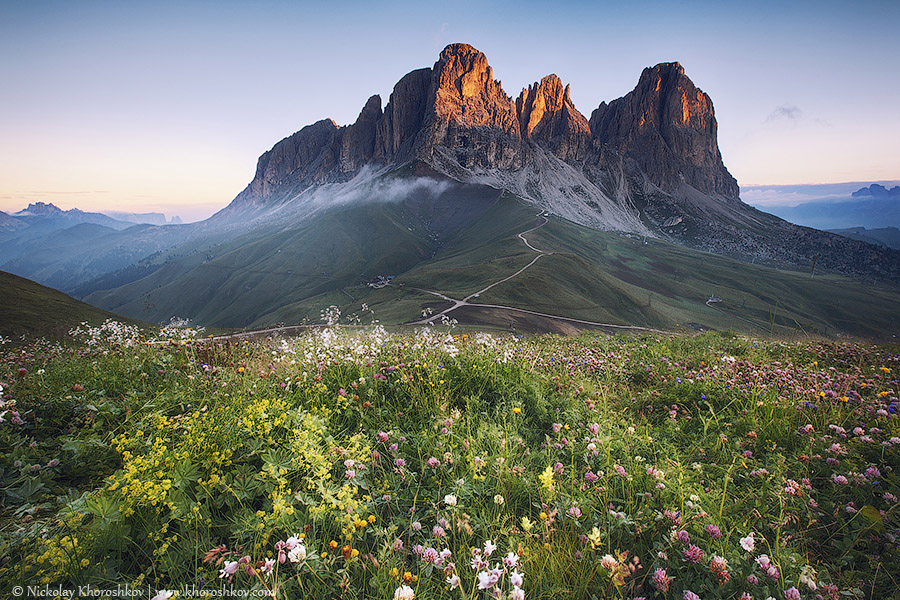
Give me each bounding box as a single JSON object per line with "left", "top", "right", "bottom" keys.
{"left": 651, "top": 568, "right": 672, "bottom": 592}
{"left": 584, "top": 471, "right": 600, "bottom": 483}
{"left": 394, "top": 458, "right": 406, "bottom": 468}
{"left": 427, "top": 457, "right": 440, "bottom": 468}
{"left": 704, "top": 524, "right": 722, "bottom": 539}
{"left": 683, "top": 591, "right": 700, "bottom": 600}
{"left": 683, "top": 544, "right": 703, "bottom": 563}
{"left": 422, "top": 547, "right": 439, "bottom": 564}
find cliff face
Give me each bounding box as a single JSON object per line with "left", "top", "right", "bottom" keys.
{"left": 589, "top": 62, "right": 739, "bottom": 198}
{"left": 230, "top": 45, "right": 737, "bottom": 211}
{"left": 421, "top": 43, "right": 522, "bottom": 169}
{"left": 211, "top": 43, "right": 900, "bottom": 284}
{"left": 373, "top": 68, "right": 432, "bottom": 162}
{"left": 517, "top": 74, "right": 591, "bottom": 162}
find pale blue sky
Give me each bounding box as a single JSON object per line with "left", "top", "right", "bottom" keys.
{"left": 1, "top": 0, "right": 897, "bottom": 221}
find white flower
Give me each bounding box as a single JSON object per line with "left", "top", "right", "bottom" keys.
{"left": 151, "top": 592, "right": 174, "bottom": 600}
{"left": 493, "top": 494, "right": 505, "bottom": 505}
{"left": 600, "top": 554, "right": 618, "bottom": 571}
{"left": 261, "top": 558, "right": 275, "bottom": 575}
{"left": 393, "top": 584, "right": 415, "bottom": 600}
{"left": 288, "top": 544, "right": 307, "bottom": 563}
{"left": 444, "top": 494, "right": 458, "bottom": 506}
{"left": 510, "top": 570, "right": 524, "bottom": 588}
{"left": 477, "top": 570, "right": 498, "bottom": 590}
{"left": 503, "top": 552, "right": 519, "bottom": 568}
{"left": 219, "top": 560, "right": 239, "bottom": 578}
{"left": 447, "top": 574, "right": 460, "bottom": 589}
{"left": 483, "top": 539, "right": 497, "bottom": 556}
{"left": 740, "top": 533, "right": 755, "bottom": 552}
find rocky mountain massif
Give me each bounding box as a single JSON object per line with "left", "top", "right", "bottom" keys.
{"left": 221, "top": 43, "right": 898, "bottom": 282}
{"left": 3, "top": 43, "right": 899, "bottom": 337}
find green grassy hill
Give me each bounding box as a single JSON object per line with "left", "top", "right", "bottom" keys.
{"left": 81, "top": 170, "right": 900, "bottom": 339}
{"left": 0, "top": 271, "right": 140, "bottom": 339}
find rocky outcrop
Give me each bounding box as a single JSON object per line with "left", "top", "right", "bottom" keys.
{"left": 340, "top": 95, "right": 382, "bottom": 172}
{"left": 238, "top": 119, "right": 340, "bottom": 205}
{"left": 588, "top": 62, "right": 739, "bottom": 199}
{"left": 852, "top": 184, "right": 900, "bottom": 199}
{"left": 419, "top": 43, "right": 521, "bottom": 169}
{"left": 205, "top": 44, "right": 900, "bottom": 283}
{"left": 517, "top": 75, "right": 590, "bottom": 161}
{"left": 374, "top": 68, "right": 432, "bottom": 161}
{"left": 230, "top": 47, "right": 737, "bottom": 211}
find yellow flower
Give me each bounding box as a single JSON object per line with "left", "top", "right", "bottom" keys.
{"left": 539, "top": 465, "right": 555, "bottom": 496}
{"left": 512, "top": 407, "right": 521, "bottom": 414}
{"left": 521, "top": 516, "right": 533, "bottom": 532}
{"left": 587, "top": 526, "right": 603, "bottom": 549}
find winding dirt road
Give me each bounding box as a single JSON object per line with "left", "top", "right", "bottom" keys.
{"left": 408, "top": 213, "right": 669, "bottom": 334}
{"left": 204, "top": 212, "right": 669, "bottom": 341}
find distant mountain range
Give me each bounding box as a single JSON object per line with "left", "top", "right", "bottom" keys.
{"left": 1, "top": 44, "right": 898, "bottom": 337}
{"left": 748, "top": 183, "right": 900, "bottom": 231}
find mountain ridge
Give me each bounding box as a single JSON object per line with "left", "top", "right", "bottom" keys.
{"left": 213, "top": 43, "right": 899, "bottom": 284}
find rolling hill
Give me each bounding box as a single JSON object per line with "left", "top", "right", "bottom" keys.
{"left": 0, "top": 271, "right": 141, "bottom": 339}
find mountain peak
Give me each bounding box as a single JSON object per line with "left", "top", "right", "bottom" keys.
{"left": 426, "top": 43, "right": 520, "bottom": 169}
{"left": 589, "top": 61, "right": 738, "bottom": 198}
{"left": 516, "top": 74, "right": 589, "bottom": 161}
{"left": 17, "top": 202, "right": 65, "bottom": 216}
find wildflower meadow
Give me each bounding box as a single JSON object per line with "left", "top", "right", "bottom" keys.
{"left": 0, "top": 315, "right": 898, "bottom": 599}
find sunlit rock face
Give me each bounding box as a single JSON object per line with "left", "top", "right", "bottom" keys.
{"left": 517, "top": 74, "right": 591, "bottom": 162}
{"left": 420, "top": 43, "right": 522, "bottom": 170}
{"left": 588, "top": 62, "right": 739, "bottom": 198}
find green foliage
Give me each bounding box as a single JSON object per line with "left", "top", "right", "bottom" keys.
{"left": 0, "top": 326, "right": 898, "bottom": 598}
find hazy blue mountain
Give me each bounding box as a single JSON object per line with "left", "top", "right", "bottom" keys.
{"left": 742, "top": 182, "right": 900, "bottom": 230}
{"left": 103, "top": 211, "right": 170, "bottom": 225}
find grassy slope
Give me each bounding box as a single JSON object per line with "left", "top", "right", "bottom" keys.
{"left": 0, "top": 271, "right": 140, "bottom": 339}
{"left": 277, "top": 196, "right": 900, "bottom": 339}
{"left": 82, "top": 184, "right": 900, "bottom": 338}
{"left": 86, "top": 182, "right": 506, "bottom": 328}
